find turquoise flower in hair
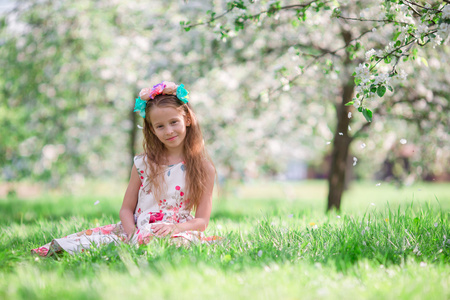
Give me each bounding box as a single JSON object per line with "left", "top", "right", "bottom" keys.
{"left": 134, "top": 97, "right": 147, "bottom": 118}
{"left": 176, "top": 84, "right": 189, "bottom": 103}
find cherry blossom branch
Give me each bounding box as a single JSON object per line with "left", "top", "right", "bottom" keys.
{"left": 244, "top": 0, "right": 327, "bottom": 20}
{"left": 403, "top": 0, "right": 422, "bottom": 16}
{"left": 184, "top": 0, "right": 327, "bottom": 29}
{"left": 262, "top": 27, "right": 379, "bottom": 98}
{"left": 185, "top": 9, "right": 234, "bottom": 29}
{"left": 404, "top": 0, "right": 442, "bottom": 11}
{"left": 336, "top": 16, "right": 411, "bottom": 26}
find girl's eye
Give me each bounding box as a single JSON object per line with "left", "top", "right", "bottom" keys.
{"left": 171, "top": 121, "right": 178, "bottom": 124}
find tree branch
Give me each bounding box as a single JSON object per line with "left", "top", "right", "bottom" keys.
{"left": 185, "top": 0, "right": 328, "bottom": 29}
{"left": 337, "top": 16, "right": 411, "bottom": 26}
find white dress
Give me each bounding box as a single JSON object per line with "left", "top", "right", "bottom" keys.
{"left": 31, "top": 155, "right": 220, "bottom": 257}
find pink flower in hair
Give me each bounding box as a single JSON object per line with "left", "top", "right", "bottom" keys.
{"left": 162, "top": 81, "right": 177, "bottom": 95}
{"left": 139, "top": 87, "right": 152, "bottom": 101}
{"left": 149, "top": 82, "right": 166, "bottom": 99}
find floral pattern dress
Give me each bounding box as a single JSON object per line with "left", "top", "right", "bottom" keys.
{"left": 31, "top": 155, "right": 220, "bottom": 257}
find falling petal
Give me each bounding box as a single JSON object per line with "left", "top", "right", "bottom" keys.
{"left": 361, "top": 143, "right": 366, "bottom": 149}
{"left": 348, "top": 125, "right": 351, "bottom": 131}
{"left": 288, "top": 214, "right": 293, "bottom": 218}
{"left": 420, "top": 262, "right": 427, "bottom": 267}
{"left": 339, "top": 132, "right": 343, "bottom": 136}
{"left": 137, "top": 125, "right": 143, "bottom": 129}
{"left": 348, "top": 112, "right": 352, "bottom": 118}
{"left": 376, "top": 183, "right": 381, "bottom": 186}
{"left": 257, "top": 250, "right": 263, "bottom": 257}
{"left": 434, "top": 222, "right": 438, "bottom": 227}
{"left": 400, "top": 138, "right": 407, "bottom": 144}
{"left": 353, "top": 157, "right": 358, "bottom": 166}
{"left": 326, "top": 141, "right": 331, "bottom": 145}
{"left": 371, "top": 203, "right": 375, "bottom": 206}
{"left": 337, "top": 215, "right": 341, "bottom": 219}
{"left": 94, "top": 200, "right": 100, "bottom": 205}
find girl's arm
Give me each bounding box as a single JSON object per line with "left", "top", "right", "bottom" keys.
{"left": 153, "top": 161, "right": 215, "bottom": 236}
{"left": 119, "top": 164, "right": 141, "bottom": 239}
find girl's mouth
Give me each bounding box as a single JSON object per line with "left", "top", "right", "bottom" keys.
{"left": 167, "top": 136, "right": 177, "bottom": 141}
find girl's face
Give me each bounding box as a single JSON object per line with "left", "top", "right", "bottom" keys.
{"left": 149, "top": 106, "right": 190, "bottom": 154}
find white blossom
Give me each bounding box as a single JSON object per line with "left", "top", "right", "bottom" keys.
{"left": 374, "top": 73, "right": 390, "bottom": 85}
{"left": 416, "top": 24, "right": 428, "bottom": 36}
{"left": 365, "top": 49, "right": 377, "bottom": 60}
{"left": 443, "top": 6, "right": 450, "bottom": 19}
{"left": 396, "top": 69, "right": 408, "bottom": 80}
{"left": 355, "top": 63, "right": 370, "bottom": 79}
{"left": 431, "top": 35, "right": 443, "bottom": 48}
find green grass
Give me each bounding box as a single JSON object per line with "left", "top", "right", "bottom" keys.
{"left": 1, "top": 180, "right": 450, "bottom": 299}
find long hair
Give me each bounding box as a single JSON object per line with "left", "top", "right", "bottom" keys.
{"left": 141, "top": 94, "right": 214, "bottom": 210}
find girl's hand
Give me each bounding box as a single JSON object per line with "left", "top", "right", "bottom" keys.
{"left": 125, "top": 228, "right": 137, "bottom": 244}
{"left": 152, "top": 223, "right": 179, "bottom": 237}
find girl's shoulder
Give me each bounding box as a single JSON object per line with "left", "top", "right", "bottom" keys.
{"left": 134, "top": 154, "right": 160, "bottom": 172}
{"left": 134, "top": 153, "right": 146, "bottom": 166}
{"left": 201, "top": 157, "right": 216, "bottom": 177}
{"left": 133, "top": 154, "right": 147, "bottom": 174}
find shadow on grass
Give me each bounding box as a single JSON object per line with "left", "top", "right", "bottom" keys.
{"left": 0, "top": 197, "right": 119, "bottom": 225}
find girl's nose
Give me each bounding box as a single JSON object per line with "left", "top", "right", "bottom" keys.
{"left": 165, "top": 127, "right": 174, "bottom": 135}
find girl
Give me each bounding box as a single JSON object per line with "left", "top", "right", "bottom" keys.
{"left": 32, "top": 81, "right": 218, "bottom": 257}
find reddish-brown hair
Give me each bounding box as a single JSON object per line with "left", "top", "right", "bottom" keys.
{"left": 141, "top": 94, "right": 214, "bottom": 210}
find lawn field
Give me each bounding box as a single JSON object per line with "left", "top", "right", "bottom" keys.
{"left": 1, "top": 180, "right": 449, "bottom": 299}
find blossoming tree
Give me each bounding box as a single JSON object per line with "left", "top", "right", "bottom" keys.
{"left": 183, "top": 0, "right": 450, "bottom": 210}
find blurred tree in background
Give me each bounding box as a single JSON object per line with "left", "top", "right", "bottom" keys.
{"left": 1, "top": 0, "right": 449, "bottom": 211}
{"left": 183, "top": 0, "right": 450, "bottom": 209}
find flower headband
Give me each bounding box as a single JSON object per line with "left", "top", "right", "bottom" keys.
{"left": 134, "top": 81, "right": 189, "bottom": 118}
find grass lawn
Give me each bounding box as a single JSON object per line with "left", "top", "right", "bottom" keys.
{"left": 1, "top": 180, "right": 449, "bottom": 299}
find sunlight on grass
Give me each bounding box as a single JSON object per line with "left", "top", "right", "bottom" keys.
{"left": 1, "top": 180, "right": 449, "bottom": 299}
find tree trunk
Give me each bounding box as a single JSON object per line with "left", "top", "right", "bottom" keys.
{"left": 326, "top": 28, "right": 354, "bottom": 211}
{"left": 327, "top": 84, "right": 353, "bottom": 211}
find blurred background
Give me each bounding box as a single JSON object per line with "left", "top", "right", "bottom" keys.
{"left": 1, "top": 0, "right": 449, "bottom": 208}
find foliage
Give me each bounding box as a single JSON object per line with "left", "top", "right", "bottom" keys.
{"left": 183, "top": 0, "right": 450, "bottom": 121}
{"left": 0, "top": 0, "right": 448, "bottom": 190}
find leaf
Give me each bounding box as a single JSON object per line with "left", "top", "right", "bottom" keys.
{"left": 387, "top": 85, "right": 393, "bottom": 92}
{"left": 358, "top": 106, "right": 363, "bottom": 113}
{"left": 420, "top": 57, "right": 428, "bottom": 67}
{"left": 362, "top": 108, "right": 373, "bottom": 122}
{"left": 345, "top": 101, "right": 354, "bottom": 106}
{"left": 377, "top": 85, "right": 386, "bottom": 97}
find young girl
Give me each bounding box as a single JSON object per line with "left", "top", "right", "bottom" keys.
{"left": 32, "top": 81, "right": 218, "bottom": 257}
